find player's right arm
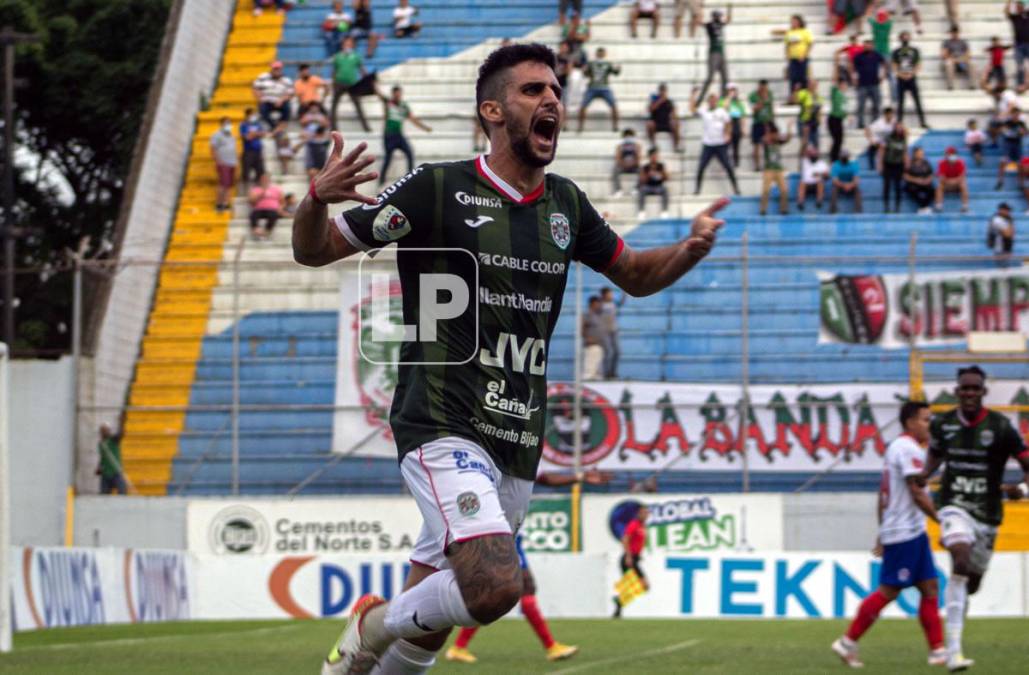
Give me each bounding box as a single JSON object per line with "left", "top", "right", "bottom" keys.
{"left": 906, "top": 476, "right": 939, "bottom": 522}
{"left": 292, "top": 132, "right": 379, "bottom": 267}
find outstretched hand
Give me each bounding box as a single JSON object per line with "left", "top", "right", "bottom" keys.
{"left": 311, "top": 132, "right": 379, "bottom": 205}
{"left": 685, "top": 197, "right": 729, "bottom": 262}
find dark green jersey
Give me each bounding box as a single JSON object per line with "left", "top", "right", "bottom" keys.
{"left": 336, "top": 157, "right": 623, "bottom": 479}
{"left": 929, "top": 408, "right": 1028, "bottom": 526}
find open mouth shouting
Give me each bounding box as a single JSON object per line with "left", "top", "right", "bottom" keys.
{"left": 531, "top": 112, "right": 560, "bottom": 152}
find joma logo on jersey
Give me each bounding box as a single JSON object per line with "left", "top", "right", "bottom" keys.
{"left": 482, "top": 379, "right": 540, "bottom": 421}
{"left": 455, "top": 191, "right": 502, "bottom": 209}
{"left": 479, "top": 332, "right": 546, "bottom": 375}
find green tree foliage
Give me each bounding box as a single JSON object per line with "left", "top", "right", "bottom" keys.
{"left": 0, "top": 0, "right": 171, "bottom": 354}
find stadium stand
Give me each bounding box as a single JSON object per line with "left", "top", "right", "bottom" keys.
{"left": 119, "top": 0, "right": 1026, "bottom": 495}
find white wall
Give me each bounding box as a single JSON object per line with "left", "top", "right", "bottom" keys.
{"left": 9, "top": 359, "right": 74, "bottom": 546}
{"left": 85, "top": 0, "right": 235, "bottom": 490}
{"left": 74, "top": 496, "right": 189, "bottom": 550}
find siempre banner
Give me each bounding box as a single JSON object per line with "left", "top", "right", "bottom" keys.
{"left": 8, "top": 547, "right": 192, "bottom": 632}
{"left": 581, "top": 494, "right": 784, "bottom": 555}
{"left": 186, "top": 499, "right": 422, "bottom": 556}
{"left": 819, "top": 267, "right": 1029, "bottom": 348}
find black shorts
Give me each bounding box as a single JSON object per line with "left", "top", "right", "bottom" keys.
{"left": 751, "top": 121, "right": 767, "bottom": 144}
{"left": 652, "top": 116, "right": 674, "bottom": 132}
{"left": 637, "top": 10, "right": 656, "bottom": 18}
{"left": 620, "top": 554, "right": 646, "bottom": 581}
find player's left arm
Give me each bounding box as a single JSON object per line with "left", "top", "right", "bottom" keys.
{"left": 604, "top": 198, "right": 727, "bottom": 297}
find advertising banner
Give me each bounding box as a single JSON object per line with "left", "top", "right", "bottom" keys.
{"left": 186, "top": 498, "right": 422, "bottom": 556}
{"left": 522, "top": 496, "right": 578, "bottom": 553}
{"left": 581, "top": 494, "right": 783, "bottom": 555}
{"left": 819, "top": 267, "right": 1029, "bottom": 348}
{"left": 8, "top": 547, "right": 192, "bottom": 632}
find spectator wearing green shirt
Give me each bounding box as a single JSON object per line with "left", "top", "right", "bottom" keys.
{"left": 696, "top": 7, "right": 732, "bottom": 102}
{"left": 330, "top": 36, "right": 375, "bottom": 132}
{"left": 795, "top": 78, "right": 824, "bottom": 157}
{"left": 577, "top": 48, "right": 621, "bottom": 132}
{"left": 377, "top": 85, "right": 432, "bottom": 185}
{"left": 877, "top": 122, "right": 908, "bottom": 212}
{"left": 759, "top": 123, "right": 791, "bottom": 216}
{"left": 96, "top": 423, "right": 127, "bottom": 495}
{"left": 748, "top": 79, "right": 774, "bottom": 170}
{"left": 828, "top": 77, "right": 850, "bottom": 161}
{"left": 869, "top": 7, "right": 896, "bottom": 100}
{"left": 719, "top": 83, "right": 746, "bottom": 167}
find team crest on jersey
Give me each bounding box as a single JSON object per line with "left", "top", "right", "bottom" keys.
{"left": 457, "top": 491, "right": 480, "bottom": 517}
{"left": 372, "top": 205, "right": 411, "bottom": 242}
{"left": 980, "top": 429, "right": 994, "bottom": 447}
{"left": 549, "top": 213, "right": 570, "bottom": 250}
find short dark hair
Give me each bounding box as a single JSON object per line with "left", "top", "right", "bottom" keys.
{"left": 600, "top": 286, "right": 612, "bottom": 294}
{"left": 957, "top": 365, "right": 987, "bottom": 382}
{"left": 298, "top": 63, "right": 310, "bottom": 71}
{"left": 588, "top": 295, "right": 601, "bottom": 305}
{"left": 475, "top": 43, "right": 557, "bottom": 136}
{"left": 899, "top": 400, "right": 929, "bottom": 428}
{"left": 758, "top": 79, "right": 768, "bottom": 86}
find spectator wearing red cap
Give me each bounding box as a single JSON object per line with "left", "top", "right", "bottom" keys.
{"left": 934, "top": 146, "right": 969, "bottom": 213}
{"left": 252, "top": 61, "right": 294, "bottom": 129}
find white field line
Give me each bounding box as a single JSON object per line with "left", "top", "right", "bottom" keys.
{"left": 19, "top": 622, "right": 305, "bottom": 652}
{"left": 550, "top": 638, "right": 702, "bottom": 675}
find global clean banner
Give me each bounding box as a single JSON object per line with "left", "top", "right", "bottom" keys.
{"left": 8, "top": 547, "right": 193, "bottom": 632}
{"left": 819, "top": 267, "right": 1029, "bottom": 348}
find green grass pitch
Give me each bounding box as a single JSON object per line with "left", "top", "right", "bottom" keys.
{"left": 2, "top": 617, "right": 1025, "bottom": 673}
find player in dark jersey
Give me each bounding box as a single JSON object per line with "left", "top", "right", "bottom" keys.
{"left": 919, "top": 366, "right": 1029, "bottom": 672}
{"left": 294, "top": 43, "right": 727, "bottom": 675}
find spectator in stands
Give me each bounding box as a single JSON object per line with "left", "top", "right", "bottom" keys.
{"left": 748, "top": 79, "right": 774, "bottom": 170}
{"left": 295, "top": 63, "right": 328, "bottom": 108}
{"left": 555, "top": 42, "right": 575, "bottom": 100}
{"left": 271, "top": 121, "right": 294, "bottom": 174}
{"left": 351, "top": 0, "right": 382, "bottom": 58}
{"left": 965, "top": 118, "right": 986, "bottom": 166}
{"left": 904, "top": 146, "right": 935, "bottom": 214}
{"left": 209, "top": 116, "right": 236, "bottom": 212}
{"left": 878, "top": 122, "right": 908, "bottom": 212}
{"left": 378, "top": 85, "right": 432, "bottom": 185}
{"left": 797, "top": 144, "right": 829, "bottom": 210}
{"left": 1020, "top": 157, "right": 1029, "bottom": 210}
{"left": 562, "top": 13, "right": 592, "bottom": 48}
{"left": 1006, "top": 0, "right": 1029, "bottom": 87}
{"left": 865, "top": 105, "right": 895, "bottom": 169}
{"left": 638, "top": 147, "right": 670, "bottom": 219}
{"left": 280, "top": 192, "right": 299, "bottom": 218}
{"left": 393, "top": 0, "right": 422, "bottom": 38}
{"left": 323, "top": 1, "right": 353, "bottom": 57}
{"left": 630, "top": 0, "right": 661, "bottom": 39}
{"left": 721, "top": 83, "right": 746, "bottom": 166}
{"left": 780, "top": 15, "right": 814, "bottom": 97}
{"left": 988, "top": 202, "right": 1016, "bottom": 260}
{"left": 300, "top": 104, "right": 332, "bottom": 178}
{"left": 239, "top": 108, "right": 265, "bottom": 189}
{"left": 331, "top": 36, "right": 375, "bottom": 132}
{"left": 892, "top": 31, "right": 928, "bottom": 128}
{"left": 795, "top": 78, "right": 824, "bottom": 155}
{"left": 828, "top": 77, "right": 849, "bottom": 162}
{"left": 996, "top": 107, "right": 1027, "bottom": 189}
{"left": 941, "top": 25, "right": 976, "bottom": 90}
{"left": 248, "top": 172, "right": 285, "bottom": 240}
{"left": 853, "top": 37, "right": 887, "bottom": 128}
{"left": 675, "top": 0, "right": 704, "bottom": 38}
{"left": 577, "top": 48, "right": 621, "bottom": 132}
{"left": 558, "top": 0, "right": 583, "bottom": 27}
{"left": 582, "top": 296, "right": 606, "bottom": 380}
{"left": 934, "top": 146, "right": 970, "bottom": 213}
{"left": 600, "top": 287, "right": 621, "bottom": 379}
{"left": 252, "top": 60, "right": 294, "bottom": 129}
{"left": 835, "top": 34, "right": 863, "bottom": 86}
{"left": 868, "top": 7, "right": 895, "bottom": 100}
{"left": 884, "top": 0, "right": 922, "bottom": 34}
{"left": 254, "top": 0, "right": 295, "bottom": 16}
{"left": 830, "top": 149, "right": 863, "bottom": 213}
{"left": 759, "top": 123, "right": 791, "bottom": 216}
{"left": 690, "top": 89, "right": 740, "bottom": 195}
{"left": 647, "top": 83, "right": 682, "bottom": 152}
{"left": 96, "top": 423, "right": 126, "bottom": 495}
{"left": 612, "top": 129, "right": 642, "bottom": 197}
{"left": 985, "top": 81, "right": 1019, "bottom": 144}
{"left": 696, "top": 6, "right": 732, "bottom": 101}
{"left": 985, "top": 36, "right": 1012, "bottom": 89}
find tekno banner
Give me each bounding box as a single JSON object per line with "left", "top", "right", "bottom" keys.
{"left": 819, "top": 267, "right": 1029, "bottom": 348}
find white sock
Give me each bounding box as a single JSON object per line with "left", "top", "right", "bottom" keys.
{"left": 382, "top": 569, "right": 478, "bottom": 640}
{"left": 945, "top": 574, "right": 968, "bottom": 655}
{"left": 370, "top": 639, "right": 437, "bottom": 675}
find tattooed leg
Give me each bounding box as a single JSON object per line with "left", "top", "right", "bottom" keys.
{"left": 449, "top": 535, "right": 523, "bottom": 624}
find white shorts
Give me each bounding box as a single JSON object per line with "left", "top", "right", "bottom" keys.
{"left": 939, "top": 505, "right": 998, "bottom": 574}
{"left": 884, "top": 0, "right": 919, "bottom": 14}
{"left": 402, "top": 436, "right": 533, "bottom": 571}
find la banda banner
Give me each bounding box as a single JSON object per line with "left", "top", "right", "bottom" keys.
{"left": 819, "top": 267, "right": 1029, "bottom": 348}
{"left": 8, "top": 547, "right": 193, "bottom": 632}
{"left": 187, "top": 496, "right": 576, "bottom": 556}
{"left": 334, "top": 375, "right": 1029, "bottom": 473}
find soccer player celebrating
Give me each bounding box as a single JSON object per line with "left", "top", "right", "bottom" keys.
{"left": 612, "top": 504, "right": 649, "bottom": 618}
{"left": 920, "top": 366, "right": 1029, "bottom": 672}
{"left": 832, "top": 401, "right": 946, "bottom": 668}
{"left": 293, "top": 43, "right": 727, "bottom": 675}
